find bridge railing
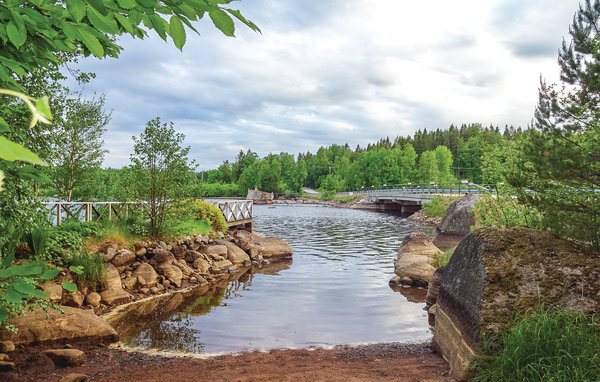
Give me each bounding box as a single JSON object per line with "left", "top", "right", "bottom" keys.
{"left": 46, "top": 199, "right": 253, "bottom": 227}
{"left": 339, "top": 182, "right": 491, "bottom": 196}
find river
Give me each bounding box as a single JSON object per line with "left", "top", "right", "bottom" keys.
{"left": 120, "top": 204, "right": 431, "bottom": 354}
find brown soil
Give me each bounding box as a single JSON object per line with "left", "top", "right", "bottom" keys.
{"left": 5, "top": 342, "right": 454, "bottom": 382}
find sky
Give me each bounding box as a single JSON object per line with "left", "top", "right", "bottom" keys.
{"left": 69, "top": 0, "right": 581, "bottom": 170}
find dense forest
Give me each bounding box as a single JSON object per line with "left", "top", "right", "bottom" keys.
{"left": 60, "top": 123, "right": 525, "bottom": 201}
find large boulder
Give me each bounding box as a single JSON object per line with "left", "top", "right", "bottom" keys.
{"left": 253, "top": 237, "right": 293, "bottom": 260}
{"left": 132, "top": 263, "right": 158, "bottom": 288}
{"left": 215, "top": 239, "right": 251, "bottom": 265}
{"left": 99, "top": 264, "right": 132, "bottom": 306}
{"left": 155, "top": 263, "right": 183, "bottom": 287}
{"left": 0, "top": 306, "right": 118, "bottom": 346}
{"left": 437, "top": 194, "right": 479, "bottom": 236}
{"left": 390, "top": 232, "right": 441, "bottom": 287}
{"left": 431, "top": 228, "right": 600, "bottom": 381}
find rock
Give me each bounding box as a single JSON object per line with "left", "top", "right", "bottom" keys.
{"left": 425, "top": 268, "right": 443, "bottom": 310}
{"left": 174, "top": 261, "right": 195, "bottom": 277}
{"left": 432, "top": 228, "right": 600, "bottom": 381}
{"left": 111, "top": 249, "right": 136, "bottom": 267}
{"left": 0, "top": 306, "right": 118, "bottom": 346}
{"left": 0, "top": 341, "right": 15, "bottom": 353}
{"left": 41, "top": 349, "right": 85, "bottom": 366}
{"left": 171, "top": 245, "right": 187, "bottom": 259}
{"left": 99, "top": 264, "right": 132, "bottom": 306}
{"left": 62, "top": 291, "right": 85, "bottom": 308}
{"left": 211, "top": 259, "right": 233, "bottom": 271}
{"left": 22, "top": 353, "right": 55, "bottom": 372}
{"left": 0, "top": 361, "right": 16, "bottom": 372}
{"left": 233, "top": 230, "right": 254, "bottom": 253}
{"left": 135, "top": 248, "right": 147, "bottom": 257}
{"left": 132, "top": 263, "right": 158, "bottom": 288}
{"left": 149, "top": 286, "right": 159, "bottom": 294}
{"left": 203, "top": 244, "right": 228, "bottom": 258}
{"left": 185, "top": 250, "right": 204, "bottom": 262}
{"left": 102, "top": 244, "right": 118, "bottom": 262}
{"left": 155, "top": 263, "right": 183, "bottom": 288}
{"left": 437, "top": 194, "right": 479, "bottom": 236}
{"left": 215, "top": 240, "right": 251, "bottom": 265}
{"left": 392, "top": 233, "right": 441, "bottom": 287}
{"left": 253, "top": 237, "right": 293, "bottom": 260}
{"left": 60, "top": 373, "right": 90, "bottom": 382}
{"left": 0, "top": 354, "right": 7, "bottom": 361}
{"left": 41, "top": 282, "right": 63, "bottom": 303}
{"left": 85, "top": 292, "right": 101, "bottom": 307}
{"left": 148, "top": 249, "right": 175, "bottom": 265}
{"left": 192, "top": 257, "right": 211, "bottom": 274}
{"left": 122, "top": 276, "right": 137, "bottom": 290}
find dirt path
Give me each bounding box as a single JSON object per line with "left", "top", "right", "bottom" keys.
{"left": 7, "top": 342, "right": 454, "bottom": 382}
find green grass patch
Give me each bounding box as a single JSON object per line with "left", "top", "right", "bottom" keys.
{"left": 334, "top": 194, "right": 365, "bottom": 204}
{"left": 472, "top": 309, "right": 600, "bottom": 382}
{"left": 422, "top": 197, "right": 454, "bottom": 218}
{"left": 431, "top": 248, "right": 454, "bottom": 268}
{"left": 66, "top": 251, "right": 106, "bottom": 289}
{"left": 165, "top": 218, "right": 212, "bottom": 238}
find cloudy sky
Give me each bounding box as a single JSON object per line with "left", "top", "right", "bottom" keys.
{"left": 70, "top": 0, "right": 581, "bottom": 169}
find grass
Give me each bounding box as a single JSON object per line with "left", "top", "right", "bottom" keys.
{"left": 431, "top": 248, "right": 454, "bottom": 268}
{"left": 422, "top": 197, "right": 455, "bottom": 218}
{"left": 472, "top": 309, "right": 600, "bottom": 382}
{"left": 67, "top": 251, "right": 107, "bottom": 289}
{"left": 164, "top": 218, "right": 212, "bottom": 238}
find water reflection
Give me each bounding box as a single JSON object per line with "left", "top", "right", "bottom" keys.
{"left": 119, "top": 205, "right": 431, "bottom": 353}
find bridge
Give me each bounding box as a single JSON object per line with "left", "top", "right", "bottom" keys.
{"left": 341, "top": 182, "right": 490, "bottom": 213}
{"left": 47, "top": 200, "right": 254, "bottom": 231}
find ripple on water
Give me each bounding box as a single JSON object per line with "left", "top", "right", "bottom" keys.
{"left": 122, "top": 204, "right": 431, "bottom": 354}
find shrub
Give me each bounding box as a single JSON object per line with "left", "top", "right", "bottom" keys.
{"left": 24, "top": 226, "right": 50, "bottom": 259}
{"left": 167, "top": 199, "right": 227, "bottom": 234}
{"left": 422, "top": 197, "right": 454, "bottom": 218}
{"left": 472, "top": 309, "right": 600, "bottom": 382}
{"left": 66, "top": 251, "right": 106, "bottom": 289}
{"left": 475, "top": 194, "right": 543, "bottom": 229}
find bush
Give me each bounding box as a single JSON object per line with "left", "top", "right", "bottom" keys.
{"left": 475, "top": 194, "right": 543, "bottom": 229}
{"left": 422, "top": 197, "right": 453, "bottom": 218}
{"left": 472, "top": 309, "right": 600, "bottom": 382}
{"left": 66, "top": 251, "right": 106, "bottom": 289}
{"left": 167, "top": 199, "right": 227, "bottom": 234}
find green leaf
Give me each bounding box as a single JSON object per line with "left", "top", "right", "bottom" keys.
{"left": 115, "top": 13, "right": 134, "bottom": 34}
{"left": 0, "top": 308, "right": 8, "bottom": 323}
{"left": 117, "top": 0, "right": 137, "bottom": 9}
{"left": 0, "top": 117, "right": 9, "bottom": 133}
{"left": 209, "top": 8, "right": 235, "bottom": 37}
{"left": 1, "top": 253, "right": 14, "bottom": 268}
{"left": 0, "top": 136, "right": 47, "bottom": 165}
{"left": 41, "top": 268, "right": 61, "bottom": 280}
{"left": 77, "top": 28, "right": 105, "bottom": 58}
{"left": 225, "top": 9, "right": 261, "bottom": 33}
{"left": 4, "top": 287, "right": 23, "bottom": 304}
{"left": 69, "top": 265, "right": 84, "bottom": 275}
{"left": 6, "top": 21, "right": 27, "bottom": 48}
{"left": 61, "top": 281, "right": 78, "bottom": 292}
{"left": 87, "top": 7, "right": 120, "bottom": 34}
{"left": 67, "top": 0, "right": 87, "bottom": 22}
{"left": 169, "top": 15, "right": 186, "bottom": 50}
{"left": 35, "top": 96, "right": 53, "bottom": 122}
{"left": 13, "top": 279, "right": 47, "bottom": 299}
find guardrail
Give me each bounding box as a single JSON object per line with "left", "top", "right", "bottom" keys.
{"left": 337, "top": 182, "right": 491, "bottom": 196}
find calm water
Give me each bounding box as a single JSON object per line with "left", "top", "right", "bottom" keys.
{"left": 119, "top": 204, "right": 431, "bottom": 353}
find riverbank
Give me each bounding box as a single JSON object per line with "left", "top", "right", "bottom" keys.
{"left": 6, "top": 342, "right": 453, "bottom": 382}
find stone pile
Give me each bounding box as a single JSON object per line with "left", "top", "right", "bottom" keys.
{"left": 40, "top": 231, "right": 292, "bottom": 312}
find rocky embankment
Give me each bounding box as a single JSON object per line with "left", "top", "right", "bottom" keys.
{"left": 0, "top": 230, "right": 293, "bottom": 380}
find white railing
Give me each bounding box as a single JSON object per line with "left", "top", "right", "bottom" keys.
{"left": 46, "top": 200, "right": 253, "bottom": 226}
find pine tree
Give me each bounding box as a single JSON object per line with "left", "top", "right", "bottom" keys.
{"left": 512, "top": 0, "right": 600, "bottom": 248}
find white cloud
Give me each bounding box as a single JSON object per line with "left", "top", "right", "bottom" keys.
{"left": 69, "top": 0, "right": 581, "bottom": 169}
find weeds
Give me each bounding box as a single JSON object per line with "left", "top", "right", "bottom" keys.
{"left": 472, "top": 308, "right": 600, "bottom": 382}
{"left": 66, "top": 251, "right": 106, "bottom": 289}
